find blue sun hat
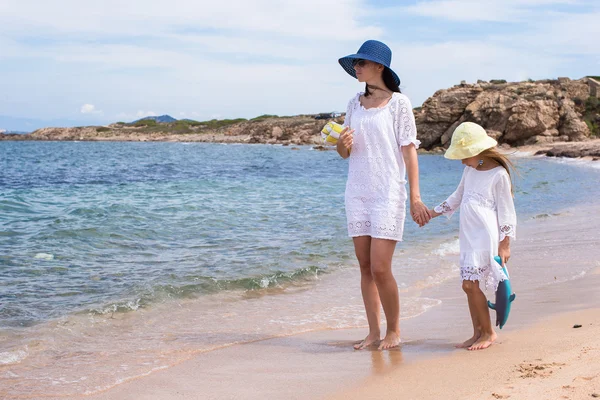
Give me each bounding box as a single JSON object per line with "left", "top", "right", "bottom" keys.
{"left": 338, "top": 40, "right": 400, "bottom": 86}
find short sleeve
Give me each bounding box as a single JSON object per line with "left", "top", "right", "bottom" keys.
{"left": 394, "top": 94, "right": 421, "bottom": 149}
{"left": 494, "top": 171, "right": 517, "bottom": 241}
{"left": 343, "top": 96, "right": 356, "bottom": 128}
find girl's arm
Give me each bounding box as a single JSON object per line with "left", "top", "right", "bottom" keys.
{"left": 402, "top": 144, "right": 430, "bottom": 227}
{"left": 498, "top": 237, "right": 511, "bottom": 265}
{"left": 494, "top": 171, "right": 517, "bottom": 264}
{"left": 431, "top": 167, "right": 467, "bottom": 219}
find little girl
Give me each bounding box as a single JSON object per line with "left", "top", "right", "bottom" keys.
{"left": 430, "top": 122, "right": 516, "bottom": 351}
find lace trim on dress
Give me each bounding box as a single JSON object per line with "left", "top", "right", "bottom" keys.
{"left": 499, "top": 224, "right": 516, "bottom": 241}
{"left": 434, "top": 201, "right": 453, "bottom": 214}
{"left": 461, "top": 263, "right": 507, "bottom": 292}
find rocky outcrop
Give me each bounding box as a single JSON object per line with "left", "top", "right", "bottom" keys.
{"left": 416, "top": 78, "right": 593, "bottom": 149}
{"left": 532, "top": 139, "right": 600, "bottom": 159}
{"left": 0, "top": 116, "right": 335, "bottom": 145}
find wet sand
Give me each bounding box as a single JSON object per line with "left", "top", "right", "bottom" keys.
{"left": 71, "top": 204, "right": 600, "bottom": 400}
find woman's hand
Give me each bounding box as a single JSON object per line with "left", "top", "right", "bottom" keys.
{"left": 338, "top": 127, "right": 354, "bottom": 153}
{"left": 336, "top": 127, "right": 353, "bottom": 159}
{"left": 410, "top": 200, "right": 431, "bottom": 227}
{"left": 498, "top": 238, "right": 511, "bottom": 265}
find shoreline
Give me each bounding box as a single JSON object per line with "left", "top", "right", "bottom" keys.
{"left": 60, "top": 203, "right": 600, "bottom": 400}
{"left": 2, "top": 135, "right": 600, "bottom": 160}
{"left": 2, "top": 149, "right": 599, "bottom": 399}
{"left": 80, "top": 269, "right": 600, "bottom": 400}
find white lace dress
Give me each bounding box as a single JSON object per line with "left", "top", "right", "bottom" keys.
{"left": 434, "top": 166, "right": 517, "bottom": 291}
{"left": 343, "top": 92, "right": 420, "bottom": 241}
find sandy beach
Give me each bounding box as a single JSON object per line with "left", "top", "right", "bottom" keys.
{"left": 80, "top": 276, "right": 600, "bottom": 400}
{"left": 59, "top": 199, "right": 600, "bottom": 400}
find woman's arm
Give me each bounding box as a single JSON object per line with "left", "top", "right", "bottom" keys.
{"left": 402, "top": 143, "right": 431, "bottom": 227}
{"left": 337, "top": 97, "right": 355, "bottom": 159}
{"left": 337, "top": 127, "right": 353, "bottom": 159}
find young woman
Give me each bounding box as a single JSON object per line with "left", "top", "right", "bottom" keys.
{"left": 337, "top": 40, "right": 431, "bottom": 350}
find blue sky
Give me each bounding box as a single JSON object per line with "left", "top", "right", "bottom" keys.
{"left": 0, "top": 0, "right": 598, "bottom": 131}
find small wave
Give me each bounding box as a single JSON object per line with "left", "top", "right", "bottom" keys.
{"left": 87, "top": 266, "right": 325, "bottom": 316}
{"left": 544, "top": 156, "right": 600, "bottom": 170}
{"left": 432, "top": 239, "right": 460, "bottom": 257}
{"left": 403, "top": 297, "right": 443, "bottom": 320}
{"left": 90, "top": 299, "right": 141, "bottom": 315}
{"left": 0, "top": 347, "right": 28, "bottom": 365}
{"left": 547, "top": 270, "right": 587, "bottom": 285}
{"left": 532, "top": 212, "right": 564, "bottom": 219}
{"left": 34, "top": 253, "right": 54, "bottom": 260}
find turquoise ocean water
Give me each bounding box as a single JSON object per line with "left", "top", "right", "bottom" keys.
{"left": 1, "top": 141, "right": 599, "bottom": 396}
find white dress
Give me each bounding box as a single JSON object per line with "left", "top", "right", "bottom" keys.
{"left": 434, "top": 166, "right": 517, "bottom": 291}
{"left": 343, "top": 92, "right": 421, "bottom": 241}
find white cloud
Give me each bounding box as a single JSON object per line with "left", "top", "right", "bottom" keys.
{"left": 0, "top": 0, "right": 380, "bottom": 40}
{"left": 400, "top": 0, "right": 583, "bottom": 22}
{"left": 136, "top": 111, "right": 157, "bottom": 118}
{"left": 0, "top": 0, "right": 597, "bottom": 123}
{"left": 80, "top": 104, "right": 102, "bottom": 114}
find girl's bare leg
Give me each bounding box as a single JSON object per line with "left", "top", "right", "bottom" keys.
{"left": 353, "top": 236, "right": 382, "bottom": 350}
{"left": 369, "top": 238, "right": 401, "bottom": 350}
{"left": 456, "top": 280, "right": 481, "bottom": 348}
{"left": 462, "top": 280, "right": 497, "bottom": 350}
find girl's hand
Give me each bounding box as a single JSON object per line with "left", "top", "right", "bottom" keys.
{"left": 339, "top": 127, "right": 354, "bottom": 151}
{"left": 410, "top": 200, "right": 431, "bottom": 227}
{"left": 429, "top": 208, "right": 441, "bottom": 218}
{"left": 498, "top": 238, "right": 511, "bottom": 265}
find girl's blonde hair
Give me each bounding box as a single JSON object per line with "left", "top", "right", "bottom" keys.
{"left": 478, "top": 148, "right": 516, "bottom": 196}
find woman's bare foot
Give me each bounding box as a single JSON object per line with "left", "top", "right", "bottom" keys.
{"left": 378, "top": 331, "right": 401, "bottom": 350}
{"left": 354, "top": 333, "right": 381, "bottom": 350}
{"left": 455, "top": 333, "right": 481, "bottom": 349}
{"left": 468, "top": 331, "right": 497, "bottom": 351}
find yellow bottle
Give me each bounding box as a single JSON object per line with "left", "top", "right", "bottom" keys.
{"left": 321, "top": 121, "right": 345, "bottom": 145}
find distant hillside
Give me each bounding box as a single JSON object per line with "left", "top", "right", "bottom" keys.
{"left": 132, "top": 115, "right": 177, "bottom": 124}
{"left": 3, "top": 77, "right": 598, "bottom": 157}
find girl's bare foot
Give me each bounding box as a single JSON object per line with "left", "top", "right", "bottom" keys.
{"left": 455, "top": 333, "right": 481, "bottom": 349}
{"left": 468, "top": 331, "right": 497, "bottom": 351}
{"left": 354, "top": 333, "right": 381, "bottom": 350}
{"left": 378, "top": 331, "right": 401, "bottom": 350}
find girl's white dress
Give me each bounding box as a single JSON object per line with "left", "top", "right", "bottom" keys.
{"left": 343, "top": 92, "right": 420, "bottom": 241}
{"left": 434, "top": 166, "right": 517, "bottom": 291}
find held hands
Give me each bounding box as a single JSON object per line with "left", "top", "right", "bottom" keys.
{"left": 410, "top": 200, "right": 432, "bottom": 227}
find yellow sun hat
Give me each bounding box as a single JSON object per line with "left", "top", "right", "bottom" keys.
{"left": 444, "top": 122, "right": 498, "bottom": 160}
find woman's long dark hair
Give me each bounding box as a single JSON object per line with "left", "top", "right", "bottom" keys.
{"left": 364, "top": 67, "right": 401, "bottom": 97}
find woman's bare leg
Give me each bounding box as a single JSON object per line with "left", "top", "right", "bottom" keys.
{"left": 353, "top": 236, "right": 382, "bottom": 350}
{"left": 369, "top": 238, "right": 401, "bottom": 350}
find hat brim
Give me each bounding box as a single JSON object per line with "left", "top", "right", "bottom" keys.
{"left": 444, "top": 137, "right": 498, "bottom": 159}
{"left": 338, "top": 53, "right": 400, "bottom": 86}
